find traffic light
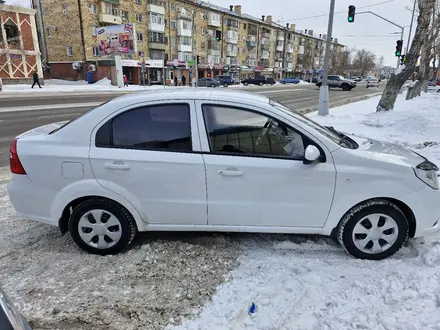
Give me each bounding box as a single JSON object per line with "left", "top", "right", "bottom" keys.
{"left": 400, "top": 55, "right": 405, "bottom": 65}
{"left": 215, "top": 30, "right": 222, "bottom": 41}
{"left": 196, "top": 55, "right": 200, "bottom": 64}
{"left": 395, "top": 40, "right": 403, "bottom": 56}
{"left": 348, "top": 5, "right": 355, "bottom": 23}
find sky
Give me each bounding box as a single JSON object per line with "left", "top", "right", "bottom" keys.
{"left": 10, "top": 0, "right": 415, "bottom": 67}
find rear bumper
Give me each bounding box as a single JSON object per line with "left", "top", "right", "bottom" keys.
{"left": 7, "top": 174, "right": 60, "bottom": 227}
{"left": 401, "top": 186, "right": 440, "bottom": 238}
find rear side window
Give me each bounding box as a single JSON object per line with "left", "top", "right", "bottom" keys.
{"left": 96, "top": 103, "right": 192, "bottom": 151}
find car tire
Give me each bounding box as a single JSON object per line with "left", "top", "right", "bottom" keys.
{"left": 211, "top": 84, "right": 216, "bottom": 88}
{"left": 316, "top": 83, "right": 322, "bottom": 87}
{"left": 281, "top": 82, "right": 286, "bottom": 84}
{"left": 342, "top": 84, "right": 351, "bottom": 91}
{"left": 223, "top": 83, "right": 228, "bottom": 87}
{"left": 337, "top": 199, "right": 408, "bottom": 260}
{"left": 243, "top": 82, "right": 249, "bottom": 86}
{"left": 69, "top": 198, "right": 137, "bottom": 255}
{"left": 259, "top": 82, "right": 264, "bottom": 86}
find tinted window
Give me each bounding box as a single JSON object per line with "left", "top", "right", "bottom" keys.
{"left": 98, "top": 104, "right": 192, "bottom": 151}
{"left": 202, "top": 105, "right": 305, "bottom": 159}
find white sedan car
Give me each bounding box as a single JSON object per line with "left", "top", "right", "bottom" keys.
{"left": 7, "top": 90, "right": 440, "bottom": 260}
{"left": 366, "top": 78, "right": 379, "bottom": 88}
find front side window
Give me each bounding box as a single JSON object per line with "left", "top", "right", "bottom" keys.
{"left": 202, "top": 105, "right": 305, "bottom": 159}
{"left": 96, "top": 104, "right": 192, "bottom": 151}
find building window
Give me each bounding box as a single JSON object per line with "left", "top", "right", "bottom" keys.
{"left": 179, "top": 36, "right": 191, "bottom": 45}
{"left": 93, "top": 47, "right": 99, "bottom": 56}
{"left": 149, "top": 32, "right": 167, "bottom": 44}
{"left": 150, "top": 50, "right": 165, "bottom": 60}
{"left": 226, "top": 19, "right": 239, "bottom": 28}
{"left": 164, "top": 19, "right": 167, "bottom": 28}
{"left": 243, "top": 23, "right": 246, "bottom": 30}
{"left": 171, "top": 20, "right": 177, "bottom": 29}
{"left": 121, "top": 10, "right": 129, "bottom": 21}
{"left": 170, "top": 4, "right": 176, "bottom": 12}
{"left": 89, "top": 4, "right": 96, "bottom": 14}
{"left": 3, "top": 20, "right": 19, "bottom": 45}
{"left": 171, "top": 36, "right": 176, "bottom": 47}
{"left": 201, "top": 27, "right": 207, "bottom": 34}
{"left": 150, "top": 13, "right": 164, "bottom": 24}
{"left": 137, "top": 32, "right": 143, "bottom": 41}
{"left": 201, "top": 41, "right": 205, "bottom": 50}
{"left": 136, "top": 14, "right": 143, "bottom": 22}
{"left": 67, "top": 47, "right": 73, "bottom": 56}
{"left": 62, "top": 4, "right": 68, "bottom": 14}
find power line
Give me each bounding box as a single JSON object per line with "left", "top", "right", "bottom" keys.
{"left": 283, "top": 0, "right": 396, "bottom": 22}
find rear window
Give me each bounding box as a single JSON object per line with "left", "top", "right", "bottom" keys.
{"left": 49, "top": 101, "right": 110, "bottom": 134}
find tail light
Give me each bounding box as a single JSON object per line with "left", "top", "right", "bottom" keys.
{"left": 9, "top": 139, "right": 26, "bottom": 175}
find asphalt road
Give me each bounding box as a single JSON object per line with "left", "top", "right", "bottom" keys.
{"left": 0, "top": 82, "right": 383, "bottom": 167}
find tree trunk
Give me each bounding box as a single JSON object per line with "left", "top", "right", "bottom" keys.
{"left": 376, "top": 0, "right": 436, "bottom": 111}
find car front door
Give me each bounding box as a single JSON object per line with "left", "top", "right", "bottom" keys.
{"left": 196, "top": 101, "right": 336, "bottom": 228}
{"left": 198, "top": 78, "right": 206, "bottom": 87}
{"left": 89, "top": 101, "right": 207, "bottom": 226}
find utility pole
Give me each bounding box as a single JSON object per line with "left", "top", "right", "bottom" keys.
{"left": 191, "top": 1, "right": 204, "bottom": 87}
{"left": 406, "top": 0, "right": 417, "bottom": 53}
{"left": 317, "top": 0, "right": 336, "bottom": 116}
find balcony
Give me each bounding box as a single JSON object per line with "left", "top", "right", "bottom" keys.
{"left": 208, "top": 12, "right": 221, "bottom": 27}
{"left": 275, "top": 53, "right": 283, "bottom": 61}
{"left": 276, "top": 44, "right": 284, "bottom": 52}
{"left": 98, "top": 3, "right": 122, "bottom": 25}
{"left": 149, "top": 14, "right": 165, "bottom": 32}
{"left": 178, "top": 8, "right": 192, "bottom": 20}
{"left": 149, "top": 37, "right": 167, "bottom": 50}
{"left": 263, "top": 32, "right": 271, "bottom": 38}
{"left": 260, "top": 44, "right": 270, "bottom": 51}
{"left": 259, "top": 59, "right": 269, "bottom": 67}
{"left": 287, "top": 44, "right": 294, "bottom": 53}
{"left": 177, "top": 20, "right": 192, "bottom": 37}
{"left": 147, "top": 4, "right": 165, "bottom": 15}
{"left": 261, "top": 50, "right": 269, "bottom": 59}
{"left": 227, "top": 50, "right": 238, "bottom": 57}
{"left": 247, "top": 41, "right": 256, "bottom": 47}
{"left": 277, "top": 34, "right": 284, "bottom": 41}
{"left": 247, "top": 59, "right": 257, "bottom": 67}
{"left": 261, "top": 37, "right": 270, "bottom": 45}
{"left": 298, "top": 45, "right": 305, "bottom": 55}
{"left": 178, "top": 44, "right": 192, "bottom": 52}
{"left": 248, "top": 51, "right": 257, "bottom": 59}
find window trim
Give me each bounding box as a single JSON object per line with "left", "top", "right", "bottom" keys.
{"left": 95, "top": 102, "right": 194, "bottom": 153}
{"left": 199, "top": 103, "right": 326, "bottom": 162}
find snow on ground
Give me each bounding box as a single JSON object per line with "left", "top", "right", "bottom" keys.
{"left": 168, "top": 92, "right": 440, "bottom": 330}
{"left": 1, "top": 92, "right": 440, "bottom": 329}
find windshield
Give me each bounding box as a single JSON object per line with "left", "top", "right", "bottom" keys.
{"left": 269, "top": 100, "right": 346, "bottom": 146}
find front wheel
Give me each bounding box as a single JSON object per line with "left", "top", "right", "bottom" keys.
{"left": 223, "top": 83, "right": 228, "bottom": 87}
{"left": 69, "top": 198, "right": 137, "bottom": 255}
{"left": 281, "top": 81, "right": 286, "bottom": 84}
{"left": 243, "top": 82, "right": 249, "bottom": 86}
{"left": 259, "top": 82, "right": 264, "bottom": 86}
{"left": 342, "top": 84, "right": 351, "bottom": 91}
{"left": 211, "top": 84, "right": 216, "bottom": 88}
{"left": 337, "top": 199, "right": 408, "bottom": 260}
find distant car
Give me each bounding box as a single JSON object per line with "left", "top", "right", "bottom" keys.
{"left": 316, "top": 75, "right": 357, "bottom": 91}
{"left": 241, "top": 76, "right": 275, "bottom": 86}
{"left": 366, "top": 78, "right": 379, "bottom": 88}
{"left": 0, "top": 286, "right": 32, "bottom": 329}
{"left": 7, "top": 89, "right": 440, "bottom": 260}
{"left": 428, "top": 81, "right": 440, "bottom": 93}
{"left": 280, "top": 77, "right": 300, "bottom": 84}
{"left": 214, "top": 75, "right": 234, "bottom": 87}
{"left": 197, "top": 78, "right": 220, "bottom": 88}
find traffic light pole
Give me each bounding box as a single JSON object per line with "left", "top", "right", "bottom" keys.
{"left": 357, "top": 11, "right": 405, "bottom": 68}
{"left": 318, "top": 0, "right": 336, "bottom": 116}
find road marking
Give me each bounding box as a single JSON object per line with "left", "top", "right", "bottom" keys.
{"left": 255, "top": 89, "right": 306, "bottom": 94}
{"left": 37, "top": 112, "right": 81, "bottom": 119}
{"left": 0, "top": 102, "right": 102, "bottom": 113}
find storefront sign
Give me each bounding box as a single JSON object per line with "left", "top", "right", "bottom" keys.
{"left": 122, "top": 59, "right": 164, "bottom": 68}
{"left": 166, "top": 60, "right": 187, "bottom": 68}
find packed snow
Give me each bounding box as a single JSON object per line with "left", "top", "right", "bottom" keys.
{"left": 1, "top": 92, "right": 440, "bottom": 330}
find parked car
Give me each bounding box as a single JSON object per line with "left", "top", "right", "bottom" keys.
{"left": 241, "top": 76, "right": 275, "bottom": 86}
{"left": 0, "top": 285, "right": 32, "bottom": 329}
{"left": 366, "top": 78, "right": 379, "bottom": 88}
{"left": 214, "top": 75, "right": 234, "bottom": 87}
{"left": 280, "top": 77, "right": 300, "bottom": 84}
{"left": 7, "top": 90, "right": 440, "bottom": 260}
{"left": 197, "top": 78, "right": 220, "bottom": 88}
{"left": 428, "top": 81, "right": 440, "bottom": 93}
{"left": 316, "top": 75, "right": 357, "bottom": 91}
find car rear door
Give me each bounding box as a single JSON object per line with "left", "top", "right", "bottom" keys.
{"left": 89, "top": 100, "right": 207, "bottom": 226}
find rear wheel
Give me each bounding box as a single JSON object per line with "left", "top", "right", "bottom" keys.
{"left": 243, "top": 82, "right": 249, "bottom": 86}
{"left": 223, "top": 83, "right": 228, "bottom": 87}
{"left": 337, "top": 199, "right": 408, "bottom": 260}
{"left": 281, "top": 81, "right": 286, "bottom": 84}
{"left": 69, "top": 198, "right": 137, "bottom": 255}
{"left": 211, "top": 84, "right": 216, "bottom": 88}
{"left": 259, "top": 82, "right": 264, "bottom": 86}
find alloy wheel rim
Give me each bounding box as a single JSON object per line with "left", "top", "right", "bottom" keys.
{"left": 352, "top": 213, "right": 399, "bottom": 254}
{"left": 78, "top": 209, "right": 122, "bottom": 249}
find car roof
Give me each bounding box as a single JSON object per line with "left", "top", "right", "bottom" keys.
{"left": 111, "top": 88, "right": 270, "bottom": 104}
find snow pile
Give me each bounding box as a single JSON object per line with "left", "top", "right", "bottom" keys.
{"left": 298, "top": 80, "right": 311, "bottom": 85}
{"left": 169, "top": 92, "right": 440, "bottom": 330}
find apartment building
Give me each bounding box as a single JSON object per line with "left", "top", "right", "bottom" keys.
{"left": 32, "top": 0, "right": 345, "bottom": 84}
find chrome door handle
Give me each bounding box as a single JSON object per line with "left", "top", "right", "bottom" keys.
{"left": 105, "top": 163, "right": 130, "bottom": 170}
{"left": 218, "top": 170, "right": 244, "bottom": 176}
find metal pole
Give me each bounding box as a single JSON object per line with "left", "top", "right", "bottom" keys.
{"left": 318, "top": 0, "right": 336, "bottom": 116}
{"left": 406, "top": 0, "right": 417, "bottom": 53}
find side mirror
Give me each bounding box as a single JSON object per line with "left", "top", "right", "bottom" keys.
{"left": 303, "top": 145, "right": 321, "bottom": 164}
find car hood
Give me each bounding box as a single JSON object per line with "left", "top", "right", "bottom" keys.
{"left": 347, "top": 133, "right": 427, "bottom": 167}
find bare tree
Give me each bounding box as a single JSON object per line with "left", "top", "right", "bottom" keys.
{"left": 351, "top": 49, "right": 377, "bottom": 76}
{"left": 376, "top": 0, "right": 436, "bottom": 112}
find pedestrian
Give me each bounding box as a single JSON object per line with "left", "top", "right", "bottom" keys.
{"left": 123, "top": 74, "right": 128, "bottom": 87}
{"left": 31, "top": 71, "right": 41, "bottom": 88}
{"left": 181, "top": 75, "right": 186, "bottom": 86}
{"left": 174, "top": 76, "right": 178, "bottom": 86}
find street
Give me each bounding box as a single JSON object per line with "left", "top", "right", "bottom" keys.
{"left": 0, "top": 82, "right": 383, "bottom": 167}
